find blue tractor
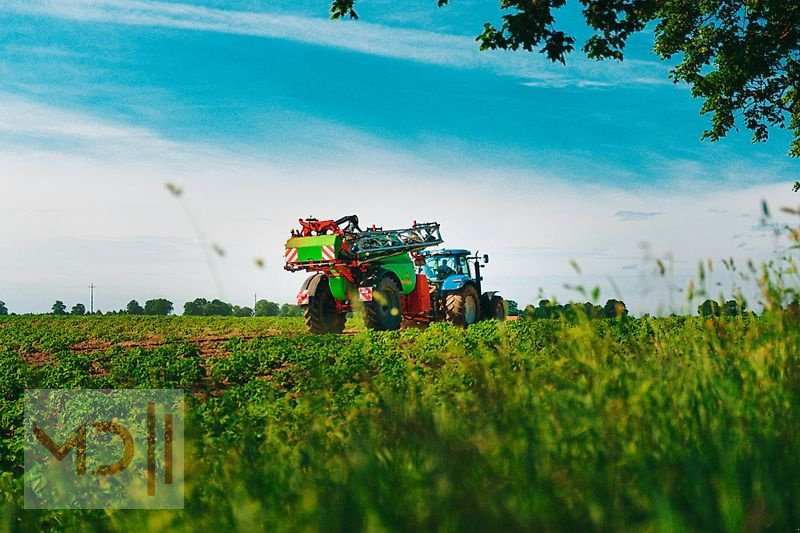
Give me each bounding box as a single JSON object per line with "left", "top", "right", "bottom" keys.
{"left": 416, "top": 249, "right": 507, "bottom": 326}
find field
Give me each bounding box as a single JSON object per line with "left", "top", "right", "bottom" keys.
{"left": 1, "top": 312, "right": 799, "bottom": 531}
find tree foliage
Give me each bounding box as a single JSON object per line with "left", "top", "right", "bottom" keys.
{"left": 184, "top": 298, "right": 239, "bottom": 316}
{"left": 206, "top": 299, "right": 233, "bottom": 317}
{"left": 0, "top": 301, "right": 7, "bottom": 316}
{"left": 698, "top": 298, "right": 749, "bottom": 317}
{"left": 332, "top": 0, "right": 800, "bottom": 156}
{"left": 603, "top": 298, "right": 629, "bottom": 318}
{"left": 523, "top": 298, "right": 629, "bottom": 319}
{"left": 126, "top": 300, "right": 144, "bottom": 315}
{"left": 144, "top": 298, "right": 174, "bottom": 316}
{"left": 233, "top": 305, "right": 255, "bottom": 317}
{"left": 183, "top": 298, "right": 210, "bottom": 316}
{"left": 52, "top": 300, "right": 67, "bottom": 315}
{"left": 506, "top": 300, "right": 519, "bottom": 316}
{"left": 71, "top": 303, "right": 86, "bottom": 316}
{"left": 279, "top": 303, "right": 304, "bottom": 317}
{"left": 254, "top": 299, "right": 281, "bottom": 317}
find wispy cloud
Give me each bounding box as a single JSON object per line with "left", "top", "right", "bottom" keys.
{"left": 0, "top": 92, "right": 411, "bottom": 167}
{"left": 0, "top": 93, "right": 206, "bottom": 165}
{"left": 0, "top": 95, "right": 163, "bottom": 143}
{"left": 615, "top": 210, "right": 663, "bottom": 221}
{"left": 1, "top": 0, "right": 670, "bottom": 88}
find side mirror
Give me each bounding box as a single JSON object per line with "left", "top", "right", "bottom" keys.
{"left": 483, "top": 254, "right": 489, "bottom": 264}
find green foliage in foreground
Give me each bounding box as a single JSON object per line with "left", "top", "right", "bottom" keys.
{"left": 0, "top": 314, "right": 799, "bottom": 531}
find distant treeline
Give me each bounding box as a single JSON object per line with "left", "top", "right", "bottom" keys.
{"left": 0, "top": 297, "right": 796, "bottom": 318}
{"left": 181, "top": 298, "right": 303, "bottom": 318}
{"left": 521, "top": 299, "right": 629, "bottom": 320}
{"left": 0, "top": 298, "right": 303, "bottom": 317}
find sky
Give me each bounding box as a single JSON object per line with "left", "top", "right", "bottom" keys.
{"left": 1, "top": 0, "right": 798, "bottom": 316}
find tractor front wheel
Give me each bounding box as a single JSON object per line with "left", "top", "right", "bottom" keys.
{"left": 364, "top": 276, "right": 402, "bottom": 331}
{"left": 445, "top": 285, "right": 480, "bottom": 327}
{"left": 304, "top": 277, "right": 346, "bottom": 334}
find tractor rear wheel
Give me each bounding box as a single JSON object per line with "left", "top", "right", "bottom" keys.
{"left": 491, "top": 295, "right": 507, "bottom": 320}
{"left": 304, "top": 277, "right": 346, "bottom": 334}
{"left": 445, "top": 285, "right": 480, "bottom": 327}
{"left": 364, "top": 276, "right": 402, "bottom": 331}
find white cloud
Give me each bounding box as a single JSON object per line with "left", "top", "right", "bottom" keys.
{"left": 0, "top": 95, "right": 167, "bottom": 143}
{"left": 1, "top": 95, "right": 797, "bottom": 316}
{"left": 614, "top": 210, "right": 663, "bottom": 221}
{"left": 1, "top": 0, "right": 671, "bottom": 89}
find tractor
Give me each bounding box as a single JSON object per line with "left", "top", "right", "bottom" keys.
{"left": 283, "top": 215, "right": 507, "bottom": 334}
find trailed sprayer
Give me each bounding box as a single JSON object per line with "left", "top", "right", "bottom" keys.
{"left": 284, "top": 215, "right": 507, "bottom": 334}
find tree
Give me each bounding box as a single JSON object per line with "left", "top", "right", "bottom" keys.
{"left": 0, "top": 301, "right": 7, "bottom": 316}
{"left": 279, "top": 303, "right": 303, "bottom": 317}
{"left": 254, "top": 299, "right": 281, "bottom": 317}
{"left": 603, "top": 299, "right": 629, "bottom": 318}
{"left": 722, "top": 299, "right": 746, "bottom": 317}
{"left": 184, "top": 298, "right": 210, "bottom": 316}
{"left": 233, "top": 306, "right": 254, "bottom": 317}
{"left": 698, "top": 299, "right": 722, "bottom": 317}
{"left": 71, "top": 303, "right": 86, "bottom": 315}
{"left": 506, "top": 300, "right": 519, "bottom": 316}
{"left": 183, "top": 298, "right": 240, "bottom": 316}
{"left": 52, "top": 300, "right": 67, "bottom": 315}
{"left": 144, "top": 298, "right": 173, "bottom": 316}
{"left": 205, "top": 299, "right": 233, "bottom": 317}
{"left": 126, "top": 300, "right": 144, "bottom": 315}
{"left": 333, "top": 1, "right": 800, "bottom": 156}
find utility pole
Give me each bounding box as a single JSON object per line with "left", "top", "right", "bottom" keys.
{"left": 89, "top": 284, "right": 95, "bottom": 314}
{"left": 254, "top": 293, "right": 257, "bottom": 309}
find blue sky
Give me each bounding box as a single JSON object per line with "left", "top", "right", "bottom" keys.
{"left": 1, "top": 0, "right": 798, "bottom": 315}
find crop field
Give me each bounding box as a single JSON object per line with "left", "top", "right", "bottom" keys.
{"left": 1, "top": 312, "right": 799, "bottom": 531}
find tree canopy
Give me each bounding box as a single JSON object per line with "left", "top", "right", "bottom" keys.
{"left": 184, "top": 298, "right": 235, "bottom": 316}
{"left": 522, "top": 298, "right": 630, "bottom": 319}
{"left": 0, "top": 301, "right": 7, "bottom": 316}
{"left": 331, "top": 0, "right": 800, "bottom": 156}
{"left": 255, "top": 299, "right": 281, "bottom": 317}
{"left": 52, "top": 300, "right": 67, "bottom": 315}
{"left": 698, "top": 298, "right": 749, "bottom": 317}
{"left": 279, "top": 303, "right": 304, "bottom": 317}
{"left": 126, "top": 300, "right": 144, "bottom": 315}
{"left": 144, "top": 298, "right": 174, "bottom": 316}
{"left": 234, "top": 305, "right": 255, "bottom": 317}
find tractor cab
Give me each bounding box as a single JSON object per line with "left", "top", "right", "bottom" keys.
{"left": 417, "top": 249, "right": 474, "bottom": 286}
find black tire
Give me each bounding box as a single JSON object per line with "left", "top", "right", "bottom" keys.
{"left": 445, "top": 284, "right": 480, "bottom": 327}
{"left": 491, "top": 295, "right": 507, "bottom": 321}
{"left": 364, "top": 276, "right": 402, "bottom": 331}
{"left": 303, "top": 277, "right": 346, "bottom": 334}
